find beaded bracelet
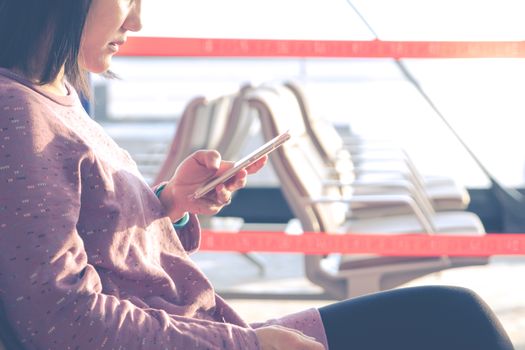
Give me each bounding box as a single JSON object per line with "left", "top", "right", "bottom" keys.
{"left": 154, "top": 183, "right": 190, "bottom": 229}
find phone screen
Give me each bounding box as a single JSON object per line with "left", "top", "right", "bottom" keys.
{"left": 192, "top": 130, "right": 291, "bottom": 199}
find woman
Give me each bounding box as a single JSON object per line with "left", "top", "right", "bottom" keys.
{"left": 0, "top": 0, "right": 515, "bottom": 349}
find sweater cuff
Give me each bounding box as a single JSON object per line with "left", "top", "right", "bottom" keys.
{"left": 232, "top": 327, "right": 261, "bottom": 350}
{"left": 250, "top": 308, "right": 328, "bottom": 350}
{"left": 153, "top": 182, "right": 189, "bottom": 229}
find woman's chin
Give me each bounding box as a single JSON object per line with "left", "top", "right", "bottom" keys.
{"left": 80, "top": 58, "right": 112, "bottom": 74}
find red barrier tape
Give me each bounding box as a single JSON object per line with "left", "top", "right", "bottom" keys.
{"left": 119, "top": 37, "right": 525, "bottom": 58}
{"left": 200, "top": 231, "right": 525, "bottom": 256}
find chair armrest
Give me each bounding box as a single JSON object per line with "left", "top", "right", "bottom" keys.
{"left": 321, "top": 179, "right": 354, "bottom": 188}
{"left": 353, "top": 167, "right": 430, "bottom": 193}
{"left": 351, "top": 179, "right": 435, "bottom": 216}
{"left": 344, "top": 148, "right": 427, "bottom": 192}
{"left": 341, "top": 136, "right": 400, "bottom": 149}
{"left": 325, "top": 158, "right": 430, "bottom": 206}
{"left": 345, "top": 147, "right": 410, "bottom": 159}
{"left": 353, "top": 168, "right": 418, "bottom": 186}
{"left": 321, "top": 178, "right": 435, "bottom": 217}
{"left": 305, "top": 194, "right": 436, "bottom": 234}
{"left": 324, "top": 178, "right": 417, "bottom": 197}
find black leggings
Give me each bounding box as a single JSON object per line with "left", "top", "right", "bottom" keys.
{"left": 319, "top": 286, "right": 514, "bottom": 350}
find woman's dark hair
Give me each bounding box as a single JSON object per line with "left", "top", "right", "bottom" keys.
{"left": 0, "top": 0, "right": 93, "bottom": 95}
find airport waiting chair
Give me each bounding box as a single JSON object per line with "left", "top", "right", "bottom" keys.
{"left": 282, "top": 81, "right": 470, "bottom": 212}
{"left": 252, "top": 83, "right": 465, "bottom": 220}
{"left": 244, "top": 86, "right": 488, "bottom": 299}
{"left": 246, "top": 84, "right": 482, "bottom": 231}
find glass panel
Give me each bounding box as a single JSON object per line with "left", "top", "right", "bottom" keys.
{"left": 138, "top": 0, "right": 374, "bottom": 40}
{"left": 351, "top": 0, "right": 525, "bottom": 40}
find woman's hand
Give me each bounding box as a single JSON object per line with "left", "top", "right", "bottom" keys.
{"left": 159, "top": 150, "right": 267, "bottom": 221}
{"left": 255, "top": 325, "right": 325, "bottom": 350}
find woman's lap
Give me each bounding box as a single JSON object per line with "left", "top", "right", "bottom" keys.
{"left": 318, "top": 285, "right": 514, "bottom": 350}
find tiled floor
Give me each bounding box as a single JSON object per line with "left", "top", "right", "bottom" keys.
{"left": 193, "top": 252, "right": 525, "bottom": 349}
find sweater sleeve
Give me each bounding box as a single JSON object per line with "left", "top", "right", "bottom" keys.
{"left": 251, "top": 308, "right": 329, "bottom": 350}
{"left": 151, "top": 182, "right": 201, "bottom": 254}
{"left": 0, "top": 104, "right": 260, "bottom": 349}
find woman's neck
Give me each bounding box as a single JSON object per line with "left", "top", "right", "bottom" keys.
{"left": 40, "top": 66, "right": 68, "bottom": 96}
{"left": 10, "top": 65, "right": 69, "bottom": 96}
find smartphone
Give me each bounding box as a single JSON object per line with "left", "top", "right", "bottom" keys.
{"left": 192, "top": 130, "right": 292, "bottom": 200}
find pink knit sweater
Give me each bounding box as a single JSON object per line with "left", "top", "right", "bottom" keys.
{"left": 0, "top": 68, "right": 328, "bottom": 350}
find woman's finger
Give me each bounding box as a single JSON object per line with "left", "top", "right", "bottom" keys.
{"left": 204, "top": 150, "right": 222, "bottom": 170}
{"left": 224, "top": 169, "right": 247, "bottom": 191}
{"left": 190, "top": 150, "right": 222, "bottom": 170}
{"left": 215, "top": 184, "right": 232, "bottom": 205}
{"left": 245, "top": 155, "right": 268, "bottom": 174}
{"left": 190, "top": 197, "right": 223, "bottom": 215}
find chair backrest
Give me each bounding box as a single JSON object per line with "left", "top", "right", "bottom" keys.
{"left": 203, "top": 94, "right": 238, "bottom": 151}
{"left": 214, "top": 85, "right": 257, "bottom": 160}
{"left": 283, "top": 81, "right": 348, "bottom": 164}
{"left": 153, "top": 96, "right": 206, "bottom": 185}
{"left": 153, "top": 93, "right": 238, "bottom": 185}
{"left": 245, "top": 86, "right": 349, "bottom": 233}
{"left": 265, "top": 83, "right": 355, "bottom": 181}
